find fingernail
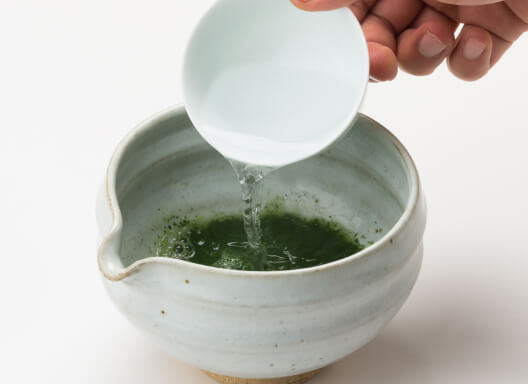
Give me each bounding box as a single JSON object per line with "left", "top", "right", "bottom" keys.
{"left": 463, "top": 38, "right": 486, "bottom": 61}
{"left": 418, "top": 32, "right": 447, "bottom": 58}
{"left": 369, "top": 76, "right": 380, "bottom": 83}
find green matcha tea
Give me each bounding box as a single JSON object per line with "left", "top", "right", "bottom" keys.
{"left": 155, "top": 213, "right": 364, "bottom": 271}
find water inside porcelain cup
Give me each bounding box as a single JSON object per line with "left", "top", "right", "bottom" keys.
{"left": 182, "top": 0, "right": 369, "bottom": 168}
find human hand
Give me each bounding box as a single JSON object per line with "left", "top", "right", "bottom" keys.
{"left": 291, "top": 0, "right": 527, "bottom": 81}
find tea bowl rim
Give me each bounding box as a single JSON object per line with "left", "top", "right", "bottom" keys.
{"left": 97, "top": 105, "right": 422, "bottom": 281}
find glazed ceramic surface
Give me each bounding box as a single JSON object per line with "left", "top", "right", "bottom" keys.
{"left": 182, "top": 0, "right": 369, "bottom": 167}
{"left": 96, "top": 106, "right": 426, "bottom": 379}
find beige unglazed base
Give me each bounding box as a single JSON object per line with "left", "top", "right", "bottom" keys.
{"left": 204, "top": 369, "right": 321, "bottom": 384}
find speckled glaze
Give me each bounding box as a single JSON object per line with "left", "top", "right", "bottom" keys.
{"left": 96, "top": 106, "right": 426, "bottom": 380}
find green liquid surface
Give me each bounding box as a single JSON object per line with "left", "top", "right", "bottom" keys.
{"left": 155, "top": 213, "right": 364, "bottom": 271}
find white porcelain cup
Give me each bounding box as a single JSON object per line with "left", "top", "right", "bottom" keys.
{"left": 182, "top": 0, "right": 369, "bottom": 167}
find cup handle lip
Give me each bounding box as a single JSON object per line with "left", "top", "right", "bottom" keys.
{"left": 96, "top": 175, "right": 128, "bottom": 281}
{"left": 96, "top": 105, "right": 189, "bottom": 282}
{"left": 96, "top": 177, "right": 151, "bottom": 282}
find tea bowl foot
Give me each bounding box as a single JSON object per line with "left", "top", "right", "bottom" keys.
{"left": 203, "top": 369, "right": 321, "bottom": 384}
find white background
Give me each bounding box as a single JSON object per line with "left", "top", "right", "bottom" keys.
{"left": 1, "top": 1, "right": 527, "bottom": 383}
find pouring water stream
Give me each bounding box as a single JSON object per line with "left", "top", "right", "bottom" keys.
{"left": 181, "top": 1, "right": 369, "bottom": 268}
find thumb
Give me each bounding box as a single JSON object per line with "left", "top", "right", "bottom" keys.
{"left": 291, "top": 0, "right": 361, "bottom": 12}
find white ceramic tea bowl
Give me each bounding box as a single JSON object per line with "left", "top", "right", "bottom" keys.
{"left": 96, "top": 106, "right": 426, "bottom": 382}
{"left": 182, "top": 0, "right": 369, "bottom": 167}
